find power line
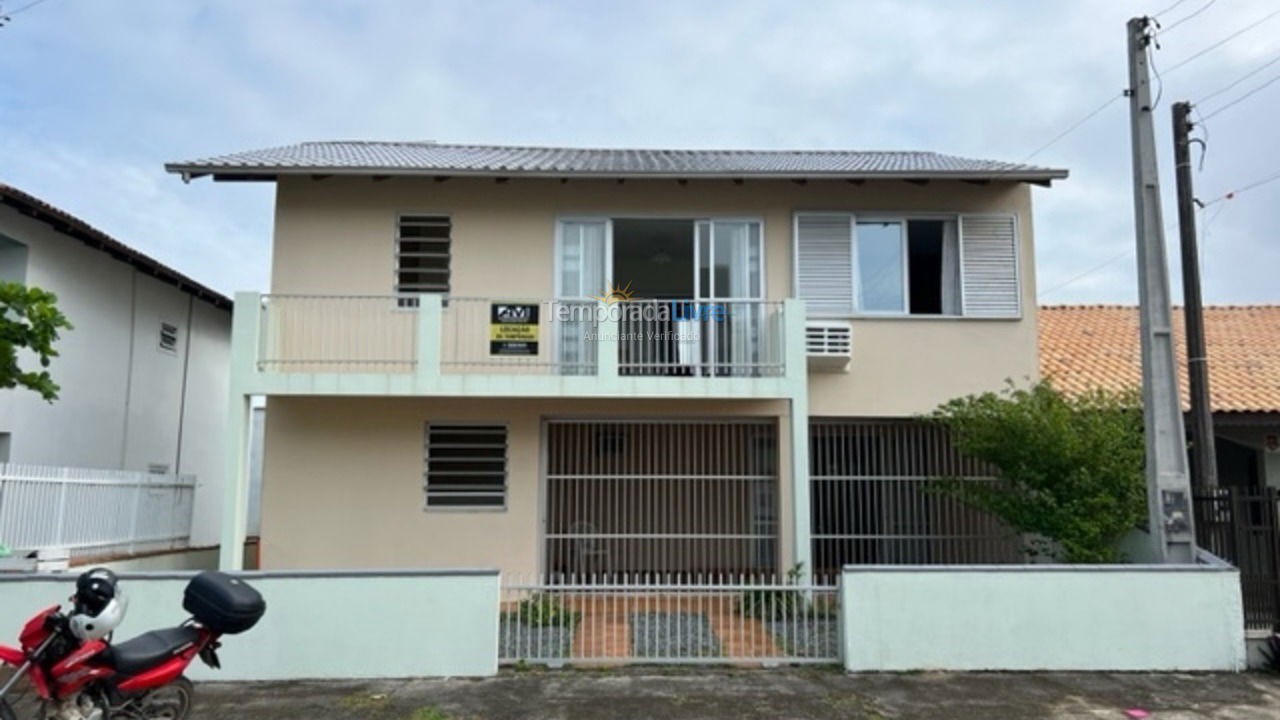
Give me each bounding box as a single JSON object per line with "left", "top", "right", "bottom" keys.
{"left": 1156, "top": 0, "right": 1219, "bottom": 35}
{"left": 1037, "top": 248, "right": 1133, "bottom": 299}
{"left": 2, "top": 0, "right": 52, "bottom": 16}
{"left": 1016, "top": 92, "right": 1125, "bottom": 165}
{"left": 1196, "top": 49, "right": 1280, "bottom": 104}
{"left": 1152, "top": 0, "right": 1193, "bottom": 18}
{"left": 1164, "top": 7, "right": 1280, "bottom": 74}
{"left": 1199, "top": 69, "right": 1280, "bottom": 119}
{"left": 1201, "top": 166, "right": 1280, "bottom": 205}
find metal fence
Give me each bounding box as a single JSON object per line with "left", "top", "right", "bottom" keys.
{"left": 544, "top": 420, "right": 779, "bottom": 578}
{"left": 810, "top": 420, "right": 1022, "bottom": 577}
{"left": 500, "top": 574, "right": 839, "bottom": 665}
{"left": 442, "top": 298, "right": 597, "bottom": 375}
{"left": 0, "top": 464, "right": 196, "bottom": 559}
{"left": 616, "top": 300, "right": 786, "bottom": 378}
{"left": 1193, "top": 485, "right": 1280, "bottom": 630}
{"left": 258, "top": 294, "right": 418, "bottom": 373}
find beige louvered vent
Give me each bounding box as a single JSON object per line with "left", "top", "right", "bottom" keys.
{"left": 960, "top": 215, "right": 1020, "bottom": 318}
{"left": 795, "top": 214, "right": 854, "bottom": 316}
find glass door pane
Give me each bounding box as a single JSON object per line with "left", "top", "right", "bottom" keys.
{"left": 557, "top": 220, "right": 607, "bottom": 375}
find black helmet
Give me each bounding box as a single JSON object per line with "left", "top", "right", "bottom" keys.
{"left": 74, "top": 567, "right": 119, "bottom": 616}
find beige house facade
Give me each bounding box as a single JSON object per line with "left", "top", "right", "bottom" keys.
{"left": 169, "top": 143, "right": 1065, "bottom": 579}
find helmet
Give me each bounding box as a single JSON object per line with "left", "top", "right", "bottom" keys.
{"left": 68, "top": 568, "right": 128, "bottom": 641}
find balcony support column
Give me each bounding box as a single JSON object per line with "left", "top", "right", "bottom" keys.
{"left": 417, "top": 294, "right": 443, "bottom": 381}
{"left": 219, "top": 292, "right": 262, "bottom": 570}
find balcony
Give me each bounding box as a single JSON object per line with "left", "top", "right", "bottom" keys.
{"left": 229, "top": 293, "right": 806, "bottom": 399}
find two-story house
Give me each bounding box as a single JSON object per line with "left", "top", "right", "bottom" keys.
{"left": 168, "top": 143, "right": 1066, "bottom": 579}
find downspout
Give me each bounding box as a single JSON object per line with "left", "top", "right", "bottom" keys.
{"left": 174, "top": 294, "right": 195, "bottom": 474}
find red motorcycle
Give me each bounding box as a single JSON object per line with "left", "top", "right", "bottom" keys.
{"left": 0, "top": 569, "right": 265, "bottom": 720}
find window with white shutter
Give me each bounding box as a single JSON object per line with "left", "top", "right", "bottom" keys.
{"left": 794, "top": 211, "right": 1018, "bottom": 318}
{"left": 794, "top": 213, "right": 855, "bottom": 315}
{"left": 958, "top": 215, "right": 1020, "bottom": 318}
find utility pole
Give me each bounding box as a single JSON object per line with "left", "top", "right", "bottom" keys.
{"left": 1126, "top": 17, "right": 1196, "bottom": 563}
{"left": 1172, "top": 101, "right": 1219, "bottom": 489}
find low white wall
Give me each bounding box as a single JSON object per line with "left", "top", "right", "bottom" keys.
{"left": 842, "top": 564, "right": 1246, "bottom": 672}
{"left": 0, "top": 569, "right": 498, "bottom": 679}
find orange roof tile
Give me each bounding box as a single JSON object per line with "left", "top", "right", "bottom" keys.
{"left": 1039, "top": 305, "right": 1280, "bottom": 414}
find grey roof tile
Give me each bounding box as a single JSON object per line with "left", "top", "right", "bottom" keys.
{"left": 167, "top": 142, "right": 1067, "bottom": 181}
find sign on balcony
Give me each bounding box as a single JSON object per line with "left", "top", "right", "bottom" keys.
{"left": 490, "top": 303, "right": 540, "bottom": 355}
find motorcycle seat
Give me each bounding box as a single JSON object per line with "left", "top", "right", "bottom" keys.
{"left": 104, "top": 626, "right": 201, "bottom": 676}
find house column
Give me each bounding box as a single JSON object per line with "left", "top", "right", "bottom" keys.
{"left": 782, "top": 299, "right": 812, "bottom": 580}
{"left": 219, "top": 292, "right": 260, "bottom": 570}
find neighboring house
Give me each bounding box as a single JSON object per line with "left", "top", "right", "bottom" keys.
{"left": 168, "top": 142, "right": 1067, "bottom": 577}
{"left": 1040, "top": 305, "right": 1280, "bottom": 490}
{"left": 1040, "top": 304, "right": 1280, "bottom": 630}
{"left": 0, "top": 182, "right": 232, "bottom": 553}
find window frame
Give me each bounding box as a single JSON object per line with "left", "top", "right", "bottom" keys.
{"left": 793, "top": 210, "right": 968, "bottom": 319}
{"left": 394, "top": 213, "right": 453, "bottom": 305}
{"left": 423, "top": 421, "right": 509, "bottom": 512}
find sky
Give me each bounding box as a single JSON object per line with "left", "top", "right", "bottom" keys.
{"left": 1, "top": 0, "right": 1278, "bottom": 305}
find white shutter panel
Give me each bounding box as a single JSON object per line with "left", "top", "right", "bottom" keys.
{"left": 960, "top": 214, "right": 1020, "bottom": 317}
{"left": 795, "top": 213, "right": 854, "bottom": 315}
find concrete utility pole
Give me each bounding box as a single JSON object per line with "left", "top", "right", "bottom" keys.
{"left": 1172, "top": 101, "right": 1219, "bottom": 489}
{"left": 1126, "top": 17, "right": 1196, "bottom": 563}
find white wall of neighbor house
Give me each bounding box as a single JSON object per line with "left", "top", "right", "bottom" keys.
{"left": 269, "top": 176, "right": 1040, "bottom": 417}
{"left": 259, "top": 396, "right": 792, "bottom": 575}
{"left": 0, "top": 205, "right": 231, "bottom": 547}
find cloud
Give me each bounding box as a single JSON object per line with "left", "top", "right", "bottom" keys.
{"left": 0, "top": 0, "right": 1277, "bottom": 303}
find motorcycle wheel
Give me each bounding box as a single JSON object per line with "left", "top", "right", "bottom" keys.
{"left": 0, "top": 699, "right": 14, "bottom": 720}
{"left": 128, "top": 677, "right": 193, "bottom": 720}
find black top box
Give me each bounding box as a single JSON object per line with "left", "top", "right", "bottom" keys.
{"left": 183, "top": 571, "right": 266, "bottom": 634}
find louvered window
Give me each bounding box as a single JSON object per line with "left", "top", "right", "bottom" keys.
{"left": 795, "top": 214, "right": 854, "bottom": 315}
{"left": 396, "top": 215, "right": 451, "bottom": 304}
{"left": 958, "top": 215, "right": 1020, "bottom": 318}
{"left": 424, "top": 423, "right": 507, "bottom": 509}
{"left": 794, "top": 212, "right": 1018, "bottom": 318}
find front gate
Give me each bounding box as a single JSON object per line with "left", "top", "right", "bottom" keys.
{"left": 499, "top": 574, "right": 840, "bottom": 665}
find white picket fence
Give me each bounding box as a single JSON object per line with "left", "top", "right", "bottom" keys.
{"left": 0, "top": 464, "right": 196, "bottom": 560}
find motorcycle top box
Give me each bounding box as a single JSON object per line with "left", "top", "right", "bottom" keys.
{"left": 182, "top": 571, "right": 266, "bottom": 634}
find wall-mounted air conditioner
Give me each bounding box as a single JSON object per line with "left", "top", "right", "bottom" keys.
{"left": 806, "top": 321, "right": 852, "bottom": 372}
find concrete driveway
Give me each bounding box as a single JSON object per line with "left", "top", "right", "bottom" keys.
{"left": 188, "top": 668, "right": 1280, "bottom": 720}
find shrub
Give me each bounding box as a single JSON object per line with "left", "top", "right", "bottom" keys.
{"left": 738, "top": 564, "right": 806, "bottom": 619}
{"left": 512, "top": 594, "right": 579, "bottom": 628}
{"left": 927, "top": 379, "right": 1146, "bottom": 563}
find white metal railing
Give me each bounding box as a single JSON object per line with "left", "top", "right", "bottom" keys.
{"left": 616, "top": 299, "right": 786, "bottom": 378}
{"left": 500, "top": 574, "right": 839, "bottom": 665}
{"left": 252, "top": 295, "right": 788, "bottom": 379}
{"left": 441, "top": 298, "right": 597, "bottom": 375}
{"left": 258, "top": 294, "right": 418, "bottom": 373}
{"left": 0, "top": 464, "right": 196, "bottom": 559}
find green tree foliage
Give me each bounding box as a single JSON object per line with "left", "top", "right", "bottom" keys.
{"left": 0, "top": 282, "right": 73, "bottom": 402}
{"left": 928, "top": 380, "right": 1146, "bottom": 563}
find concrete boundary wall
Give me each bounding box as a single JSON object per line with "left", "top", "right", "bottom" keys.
{"left": 0, "top": 569, "right": 499, "bottom": 679}
{"left": 841, "top": 564, "right": 1246, "bottom": 672}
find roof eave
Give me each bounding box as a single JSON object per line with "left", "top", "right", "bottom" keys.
{"left": 164, "top": 164, "right": 1069, "bottom": 184}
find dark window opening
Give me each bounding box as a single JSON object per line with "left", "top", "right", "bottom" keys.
{"left": 907, "top": 221, "right": 944, "bottom": 315}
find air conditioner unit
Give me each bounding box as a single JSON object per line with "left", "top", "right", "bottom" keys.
{"left": 806, "top": 321, "right": 852, "bottom": 371}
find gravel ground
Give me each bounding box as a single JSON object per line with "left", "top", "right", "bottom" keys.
{"left": 498, "top": 619, "right": 574, "bottom": 660}
{"left": 631, "top": 611, "right": 721, "bottom": 658}
{"left": 765, "top": 618, "right": 841, "bottom": 659}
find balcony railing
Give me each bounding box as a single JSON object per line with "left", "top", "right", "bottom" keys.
{"left": 255, "top": 295, "right": 788, "bottom": 379}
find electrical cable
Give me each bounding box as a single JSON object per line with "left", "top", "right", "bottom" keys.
{"left": 1198, "top": 69, "right": 1280, "bottom": 120}
{"left": 1164, "top": 7, "right": 1280, "bottom": 75}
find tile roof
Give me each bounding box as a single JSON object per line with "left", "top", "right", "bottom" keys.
{"left": 166, "top": 141, "right": 1068, "bottom": 182}
{"left": 0, "top": 182, "right": 231, "bottom": 310}
{"left": 1039, "top": 305, "right": 1280, "bottom": 414}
